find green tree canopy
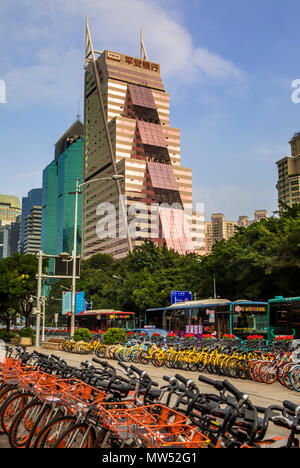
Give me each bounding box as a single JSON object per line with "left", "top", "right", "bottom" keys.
{"left": 0, "top": 254, "right": 42, "bottom": 330}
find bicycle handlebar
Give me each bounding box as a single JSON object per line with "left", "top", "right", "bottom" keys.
{"left": 198, "top": 374, "right": 224, "bottom": 392}
{"left": 223, "top": 379, "right": 247, "bottom": 402}
{"left": 283, "top": 400, "right": 300, "bottom": 415}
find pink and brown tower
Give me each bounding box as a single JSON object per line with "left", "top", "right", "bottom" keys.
{"left": 82, "top": 18, "right": 204, "bottom": 259}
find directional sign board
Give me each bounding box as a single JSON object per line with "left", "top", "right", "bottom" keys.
{"left": 54, "top": 257, "right": 80, "bottom": 277}
{"left": 62, "top": 291, "right": 85, "bottom": 315}
{"left": 62, "top": 292, "right": 71, "bottom": 315}
{"left": 171, "top": 290, "right": 192, "bottom": 305}
{"left": 75, "top": 291, "right": 85, "bottom": 315}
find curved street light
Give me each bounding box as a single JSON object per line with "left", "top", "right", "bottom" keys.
{"left": 69, "top": 174, "right": 126, "bottom": 338}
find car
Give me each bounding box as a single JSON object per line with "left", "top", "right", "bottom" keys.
{"left": 127, "top": 328, "right": 168, "bottom": 339}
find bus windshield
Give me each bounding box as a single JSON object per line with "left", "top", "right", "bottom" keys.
{"left": 67, "top": 312, "right": 136, "bottom": 333}
{"left": 231, "top": 304, "right": 268, "bottom": 339}
{"left": 107, "top": 317, "right": 136, "bottom": 330}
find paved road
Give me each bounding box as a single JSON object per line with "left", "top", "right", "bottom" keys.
{"left": 0, "top": 435, "right": 9, "bottom": 448}
{"left": 0, "top": 345, "right": 299, "bottom": 448}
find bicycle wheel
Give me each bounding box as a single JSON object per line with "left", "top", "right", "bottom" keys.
{"left": 152, "top": 351, "right": 165, "bottom": 367}
{"left": 95, "top": 345, "right": 106, "bottom": 359}
{"left": 278, "top": 363, "right": 294, "bottom": 388}
{"left": 26, "top": 404, "right": 58, "bottom": 448}
{"left": 58, "top": 342, "right": 66, "bottom": 352}
{"left": 136, "top": 350, "right": 148, "bottom": 365}
{"left": 94, "top": 428, "right": 126, "bottom": 448}
{"left": 33, "top": 415, "right": 77, "bottom": 448}
{"left": 8, "top": 400, "right": 46, "bottom": 448}
{"left": 290, "top": 365, "right": 300, "bottom": 392}
{"left": 259, "top": 362, "right": 277, "bottom": 384}
{"left": 0, "top": 386, "right": 23, "bottom": 434}
{"left": 0, "top": 391, "right": 34, "bottom": 435}
{"left": 53, "top": 423, "right": 95, "bottom": 448}
{"left": 164, "top": 352, "right": 175, "bottom": 368}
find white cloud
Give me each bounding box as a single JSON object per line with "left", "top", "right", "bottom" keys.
{"left": 193, "top": 48, "right": 243, "bottom": 81}
{"left": 4, "top": 47, "right": 82, "bottom": 108}
{"left": 1, "top": 0, "right": 244, "bottom": 109}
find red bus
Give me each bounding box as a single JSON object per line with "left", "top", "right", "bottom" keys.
{"left": 66, "top": 310, "right": 136, "bottom": 333}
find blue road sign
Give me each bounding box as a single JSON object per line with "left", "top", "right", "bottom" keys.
{"left": 171, "top": 290, "right": 192, "bottom": 305}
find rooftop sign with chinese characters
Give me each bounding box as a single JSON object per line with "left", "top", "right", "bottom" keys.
{"left": 104, "top": 50, "right": 164, "bottom": 91}
{"left": 105, "top": 50, "right": 160, "bottom": 73}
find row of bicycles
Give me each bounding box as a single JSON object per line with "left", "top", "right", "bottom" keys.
{"left": 0, "top": 345, "right": 299, "bottom": 448}
{"left": 58, "top": 334, "right": 300, "bottom": 392}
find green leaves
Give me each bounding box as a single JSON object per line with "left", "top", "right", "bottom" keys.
{"left": 0, "top": 254, "right": 39, "bottom": 329}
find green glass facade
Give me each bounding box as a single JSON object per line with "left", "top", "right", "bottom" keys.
{"left": 57, "top": 138, "right": 83, "bottom": 255}
{"left": 41, "top": 134, "right": 83, "bottom": 259}
{"left": 41, "top": 160, "right": 58, "bottom": 255}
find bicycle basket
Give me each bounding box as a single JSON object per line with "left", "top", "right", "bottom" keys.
{"left": 60, "top": 380, "right": 106, "bottom": 414}
{"left": 126, "top": 404, "right": 188, "bottom": 428}
{"left": 98, "top": 401, "right": 138, "bottom": 439}
{"left": 136, "top": 423, "right": 210, "bottom": 448}
{"left": 2, "top": 358, "right": 21, "bottom": 384}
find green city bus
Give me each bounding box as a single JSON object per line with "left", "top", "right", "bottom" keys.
{"left": 145, "top": 299, "right": 269, "bottom": 340}
{"left": 268, "top": 296, "right": 300, "bottom": 340}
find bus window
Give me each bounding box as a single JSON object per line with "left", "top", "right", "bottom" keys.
{"left": 276, "top": 310, "right": 289, "bottom": 323}
{"left": 291, "top": 307, "right": 300, "bottom": 324}
{"left": 232, "top": 312, "right": 267, "bottom": 339}
{"left": 291, "top": 306, "right": 300, "bottom": 337}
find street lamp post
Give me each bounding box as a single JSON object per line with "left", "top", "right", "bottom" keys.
{"left": 69, "top": 174, "right": 125, "bottom": 338}
{"left": 70, "top": 177, "right": 80, "bottom": 340}
{"left": 213, "top": 274, "right": 217, "bottom": 300}
{"left": 35, "top": 250, "right": 43, "bottom": 347}
{"left": 41, "top": 297, "right": 46, "bottom": 342}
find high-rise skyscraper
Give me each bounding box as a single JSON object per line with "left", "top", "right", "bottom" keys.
{"left": 276, "top": 132, "right": 300, "bottom": 207}
{"left": 0, "top": 195, "right": 21, "bottom": 226}
{"left": 82, "top": 20, "right": 204, "bottom": 260}
{"left": 19, "top": 188, "right": 42, "bottom": 253}
{"left": 24, "top": 206, "right": 42, "bottom": 254}
{"left": 0, "top": 216, "right": 21, "bottom": 259}
{"left": 41, "top": 120, "right": 84, "bottom": 258}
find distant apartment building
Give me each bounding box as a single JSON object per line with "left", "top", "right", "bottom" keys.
{"left": 276, "top": 132, "right": 300, "bottom": 207}
{"left": 238, "top": 215, "right": 250, "bottom": 227}
{"left": 23, "top": 205, "right": 42, "bottom": 255}
{"left": 205, "top": 209, "right": 268, "bottom": 254}
{"left": 238, "top": 210, "right": 268, "bottom": 227}
{"left": 205, "top": 222, "right": 213, "bottom": 254}
{"left": 0, "top": 195, "right": 21, "bottom": 227}
{"left": 19, "top": 188, "right": 42, "bottom": 253}
{"left": 254, "top": 209, "right": 268, "bottom": 222}
{"left": 204, "top": 213, "right": 237, "bottom": 254}
{"left": 41, "top": 120, "right": 83, "bottom": 257}
{"left": 9, "top": 218, "right": 21, "bottom": 256}
{"left": 211, "top": 213, "right": 237, "bottom": 244}
{"left": 0, "top": 223, "right": 9, "bottom": 259}
{"left": 0, "top": 216, "right": 21, "bottom": 259}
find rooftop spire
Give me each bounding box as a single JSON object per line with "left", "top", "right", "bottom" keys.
{"left": 140, "top": 28, "right": 149, "bottom": 61}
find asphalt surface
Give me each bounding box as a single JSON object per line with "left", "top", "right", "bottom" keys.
{"left": 0, "top": 345, "right": 299, "bottom": 448}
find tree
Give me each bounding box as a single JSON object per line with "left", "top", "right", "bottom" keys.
{"left": 0, "top": 254, "right": 42, "bottom": 330}
{"left": 197, "top": 205, "right": 300, "bottom": 300}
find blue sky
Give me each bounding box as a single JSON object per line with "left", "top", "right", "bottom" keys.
{"left": 0, "top": 0, "right": 300, "bottom": 221}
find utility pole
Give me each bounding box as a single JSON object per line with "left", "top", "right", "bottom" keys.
{"left": 35, "top": 250, "right": 43, "bottom": 347}
{"left": 213, "top": 274, "right": 217, "bottom": 299}
{"left": 70, "top": 178, "right": 79, "bottom": 339}
{"left": 41, "top": 297, "right": 46, "bottom": 342}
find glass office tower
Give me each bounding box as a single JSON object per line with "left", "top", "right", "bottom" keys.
{"left": 41, "top": 120, "right": 84, "bottom": 258}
